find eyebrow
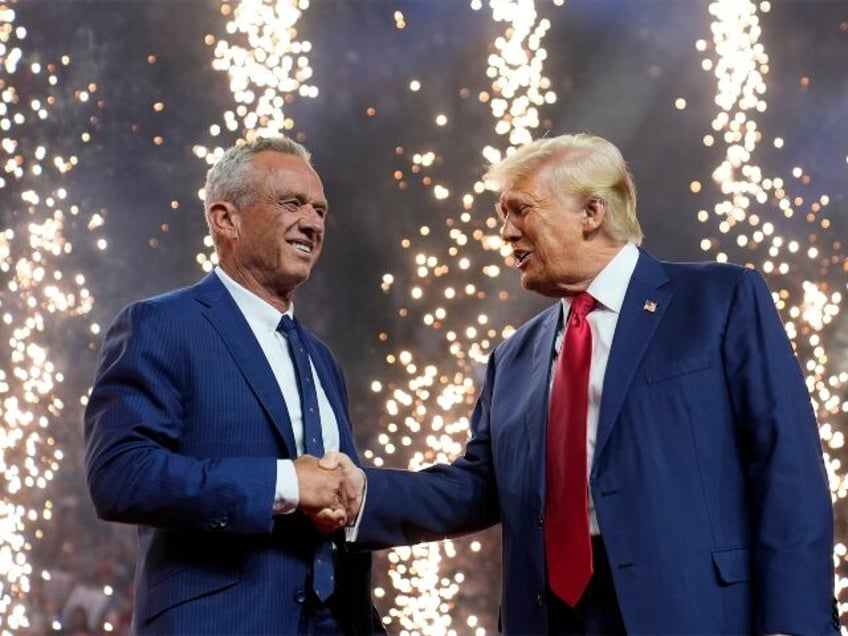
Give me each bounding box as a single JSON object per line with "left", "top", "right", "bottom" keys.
{"left": 499, "top": 193, "right": 533, "bottom": 211}
{"left": 272, "top": 190, "right": 330, "bottom": 211}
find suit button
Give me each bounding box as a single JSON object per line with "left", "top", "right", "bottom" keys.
{"left": 536, "top": 514, "right": 544, "bottom": 529}
{"left": 535, "top": 593, "right": 544, "bottom": 609}
{"left": 207, "top": 518, "right": 226, "bottom": 530}
{"left": 294, "top": 590, "right": 306, "bottom": 604}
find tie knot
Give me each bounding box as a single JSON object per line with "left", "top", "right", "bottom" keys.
{"left": 277, "top": 314, "right": 296, "bottom": 335}
{"left": 571, "top": 292, "right": 596, "bottom": 318}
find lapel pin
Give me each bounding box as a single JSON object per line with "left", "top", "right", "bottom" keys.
{"left": 643, "top": 300, "right": 657, "bottom": 313}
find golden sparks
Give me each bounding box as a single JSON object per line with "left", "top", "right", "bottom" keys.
{"left": 365, "top": 1, "right": 556, "bottom": 633}
{"left": 193, "top": 0, "right": 318, "bottom": 272}
{"left": 693, "top": 0, "right": 847, "bottom": 619}
{"left": 0, "top": 5, "right": 96, "bottom": 633}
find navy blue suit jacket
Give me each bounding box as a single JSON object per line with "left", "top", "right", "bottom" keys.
{"left": 359, "top": 250, "right": 835, "bottom": 634}
{"left": 85, "top": 273, "right": 383, "bottom": 634}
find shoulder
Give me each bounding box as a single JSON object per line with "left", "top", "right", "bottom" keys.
{"left": 105, "top": 277, "right": 214, "bottom": 341}
{"left": 660, "top": 258, "right": 748, "bottom": 279}
{"left": 652, "top": 257, "right": 777, "bottom": 318}
{"left": 115, "top": 275, "right": 216, "bottom": 316}
{"left": 657, "top": 257, "right": 767, "bottom": 294}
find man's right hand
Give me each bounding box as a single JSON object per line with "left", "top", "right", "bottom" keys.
{"left": 293, "top": 455, "right": 348, "bottom": 534}
{"left": 294, "top": 452, "right": 365, "bottom": 534}
{"left": 318, "top": 451, "right": 365, "bottom": 521}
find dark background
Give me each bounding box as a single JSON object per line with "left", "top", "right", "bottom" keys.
{"left": 2, "top": 0, "right": 846, "bottom": 633}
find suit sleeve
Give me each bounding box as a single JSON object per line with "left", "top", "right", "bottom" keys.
{"left": 84, "top": 301, "right": 277, "bottom": 534}
{"left": 357, "top": 355, "right": 501, "bottom": 548}
{"left": 724, "top": 269, "right": 835, "bottom": 633}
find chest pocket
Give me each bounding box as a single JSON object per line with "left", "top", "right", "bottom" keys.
{"left": 644, "top": 353, "right": 715, "bottom": 384}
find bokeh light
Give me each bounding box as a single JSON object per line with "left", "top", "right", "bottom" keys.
{"left": 0, "top": 5, "right": 97, "bottom": 634}
{"left": 692, "top": 0, "right": 847, "bottom": 618}
{"left": 2, "top": 1, "right": 845, "bottom": 634}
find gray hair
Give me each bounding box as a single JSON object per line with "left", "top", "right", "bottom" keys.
{"left": 486, "top": 133, "right": 643, "bottom": 245}
{"left": 204, "top": 136, "right": 312, "bottom": 210}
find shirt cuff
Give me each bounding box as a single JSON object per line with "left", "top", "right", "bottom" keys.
{"left": 273, "top": 459, "right": 299, "bottom": 515}
{"left": 345, "top": 468, "right": 367, "bottom": 542}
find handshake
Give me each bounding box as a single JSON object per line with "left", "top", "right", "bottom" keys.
{"left": 293, "top": 451, "right": 365, "bottom": 535}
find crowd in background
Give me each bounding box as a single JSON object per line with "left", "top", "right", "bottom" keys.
{"left": 26, "top": 491, "right": 136, "bottom": 635}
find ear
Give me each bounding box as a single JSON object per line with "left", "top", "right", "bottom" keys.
{"left": 582, "top": 197, "right": 606, "bottom": 232}
{"left": 207, "top": 201, "right": 240, "bottom": 240}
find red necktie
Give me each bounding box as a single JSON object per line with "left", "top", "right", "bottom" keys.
{"left": 545, "top": 291, "right": 596, "bottom": 607}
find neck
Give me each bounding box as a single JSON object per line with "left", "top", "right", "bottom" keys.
{"left": 218, "top": 264, "right": 294, "bottom": 314}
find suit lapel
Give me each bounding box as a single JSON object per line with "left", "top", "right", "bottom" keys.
{"left": 594, "top": 252, "right": 671, "bottom": 463}
{"left": 526, "top": 304, "right": 562, "bottom": 503}
{"left": 193, "top": 274, "right": 298, "bottom": 457}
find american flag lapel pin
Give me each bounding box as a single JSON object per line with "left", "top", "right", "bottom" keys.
{"left": 643, "top": 300, "right": 657, "bottom": 313}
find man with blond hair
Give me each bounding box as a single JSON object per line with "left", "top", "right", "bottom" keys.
{"left": 329, "top": 132, "right": 837, "bottom": 634}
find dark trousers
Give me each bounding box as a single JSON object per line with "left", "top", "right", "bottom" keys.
{"left": 547, "top": 536, "right": 627, "bottom": 635}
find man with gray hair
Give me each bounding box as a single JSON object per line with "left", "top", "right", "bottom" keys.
{"left": 85, "top": 136, "right": 382, "bottom": 634}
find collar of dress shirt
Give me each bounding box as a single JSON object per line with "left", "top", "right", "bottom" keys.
{"left": 560, "top": 241, "right": 640, "bottom": 318}
{"left": 214, "top": 266, "right": 292, "bottom": 333}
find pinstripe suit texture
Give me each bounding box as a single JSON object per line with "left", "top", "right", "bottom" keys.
{"left": 84, "top": 272, "right": 383, "bottom": 634}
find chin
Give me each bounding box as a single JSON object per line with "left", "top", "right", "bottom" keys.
{"left": 279, "top": 270, "right": 311, "bottom": 290}
{"left": 520, "top": 275, "right": 541, "bottom": 293}
{"left": 521, "top": 275, "right": 560, "bottom": 298}
{"left": 283, "top": 260, "right": 313, "bottom": 279}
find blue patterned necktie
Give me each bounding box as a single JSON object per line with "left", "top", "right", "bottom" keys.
{"left": 277, "top": 314, "right": 335, "bottom": 602}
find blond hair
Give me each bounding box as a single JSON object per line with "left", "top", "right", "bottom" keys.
{"left": 486, "top": 133, "right": 643, "bottom": 244}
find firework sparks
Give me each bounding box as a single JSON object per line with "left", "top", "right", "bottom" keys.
{"left": 193, "top": 0, "right": 317, "bottom": 271}
{"left": 0, "top": 4, "right": 97, "bottom": 633}
{"left": 365, "top": 1, "right": 558, "bottom": 633}
{"left": 689, "top": 0, "right": 847, "bottom": 624}
{"left": 3, "top": 1, "right": 845, "bottom": 634}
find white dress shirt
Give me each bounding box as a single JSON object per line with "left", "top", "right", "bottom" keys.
{"left": 549, "top": 241, "right": 639, "bottom": 535}
{"left": 215, "top": 267, "right": 340, "bottom": 514}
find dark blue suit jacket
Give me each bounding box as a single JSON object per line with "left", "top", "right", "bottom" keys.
{"left": 85, "top": 273, "right": 383, "bottom": 634}
{"left": 359, "top": 250, "right": 835, "bottom": 634}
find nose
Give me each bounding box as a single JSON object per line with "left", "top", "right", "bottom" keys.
{"left": 298, "top": 204, "right": 325, "bottom": 233}
{"left": 500, "top": 214, "right": 520, "bottom": 242}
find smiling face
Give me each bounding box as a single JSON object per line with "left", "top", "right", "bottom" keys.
{"left": 209, "top": 150, "right": 328, "bottom": 310}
